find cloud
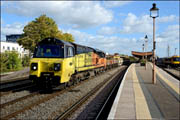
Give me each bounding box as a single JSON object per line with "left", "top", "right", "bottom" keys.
{"left": 97, "top": 13, "right": 179, "bottom": 36}
{"left": 103, "top": 1, "right": 131, "bottom": 8}
{"left": 120, "top": 13, "right": 153, "bottom": 34}
{"left": 156, "top": 24, "right": 179, "bottom": 43}
{"left": 2, "top": 1, "right": 113, "bottom": 29}
{"left": 1, "top": 22, "right": 25, "bottom": 41}
{"left": 63, "top": 28, "right": 139, "bottom": 55}
{"left": 97, "top": 13, "right": 153, "bottom": 35}
{"left": 157, "top": 15, "right": 179, "bottom": 23}
{"left": 97, "top": 26, "right": 117, "bottom": 35}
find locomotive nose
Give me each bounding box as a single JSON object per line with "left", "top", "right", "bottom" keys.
{"left": 39, "top": 61, "right": 62, "bottom": 72}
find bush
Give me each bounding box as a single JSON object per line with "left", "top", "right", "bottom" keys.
{"left": 7, "top": 51, "right": 22, "bottom": 70}
{"left": 0, "top": 52, "right": 9, "bottom": 72}
{"left": 0, "top": 51, "right": 22, "bottom": 72}
{"left": 140, "top": 59, "right": 146, "bottom": 66}
{"left": 22, "top": 55, "right": 30, "bottom": 67}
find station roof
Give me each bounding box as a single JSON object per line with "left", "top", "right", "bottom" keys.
{"left": 132, "top": 51, "right": 153, "bottom": 59}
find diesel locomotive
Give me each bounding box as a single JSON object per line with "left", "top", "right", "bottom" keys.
{"left": 29, "top": 37, "right": 120, "bottom": 88}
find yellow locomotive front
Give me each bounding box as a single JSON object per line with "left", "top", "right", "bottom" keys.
{"left": 171, "top": 56, "right": 180, "bottom": 67}
{"left": 29, "top": 38, "right": 75, "bottom": 88}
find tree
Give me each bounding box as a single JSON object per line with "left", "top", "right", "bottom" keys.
{"left": 18, "top": 14, "right": 74, "bottom": 52}
{"left": 62, "top": 33, "right": 75, "bottom": 42}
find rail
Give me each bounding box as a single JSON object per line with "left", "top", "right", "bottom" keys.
{"left": 55, "top": 67, "right": 127, "bottom": 120}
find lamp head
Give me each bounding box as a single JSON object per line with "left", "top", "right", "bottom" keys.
{"left": 145, "top": 35, "right": 148, "bottom": 42}
{"left": 150, "top": 3, "right": 159, "bottom": 18}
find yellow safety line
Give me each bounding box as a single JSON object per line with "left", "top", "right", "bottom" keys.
{"left": 132, "top": 64, "right": 152, "bottom": 119}
{"left": 149, "top": 63, "right": 179, "bottom": 95}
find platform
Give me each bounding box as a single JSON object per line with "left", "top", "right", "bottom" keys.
{"left": 108, "top": 63, "right": 179, "bottom": 119}
{"left": 164, "top": 68, "right": 180, "bottom": 79}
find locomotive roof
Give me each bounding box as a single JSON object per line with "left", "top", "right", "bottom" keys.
{"left": 38, "top": 37, "right": 74, "bottom": 47}
{"left": 72, "top": 43, "right": 105, "bottom": 53}
{"left": 40, "top": 37, "right": 105, "bottom": 53}
{"left": 94, "top": 48, "right": 105, "bottom": 54}
{"left": 71, "top": 42, "right": 94, "bottom": 50}
{"left": 71, "top": 42, "right": 88, "bottom": 48}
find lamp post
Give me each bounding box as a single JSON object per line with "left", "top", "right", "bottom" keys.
{"left": 150, "top": 3, "right": 159, "bottom": 84}
{"left": 175, "top": 48, "right": 177, "bottom": 55}
{"left": 145, "top": 35, "right": 148, "bottom": 70}
{"left": 142, "top": 44, "right": 145, "bottom": 60}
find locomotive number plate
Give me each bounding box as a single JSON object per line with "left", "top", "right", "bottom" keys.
{"left": 45, "top": 74, "right": 50, "bottom": 76}
{"left": 43, "top": 73, "right": 51, "bottom": 76}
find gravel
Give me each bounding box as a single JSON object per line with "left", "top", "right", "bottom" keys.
{"left": 0, "top": 91, "right": 31, "bottom": 104}
{"left": 13, "top": 67, "right": 123, "bottom": 119}
{"left": 0, "top": 91, "right": 53, "bottom": 118}
{"left": 69, "top": 66, "right": 126, "bottom": 119}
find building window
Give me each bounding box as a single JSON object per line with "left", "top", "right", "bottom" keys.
{"left": 12, "top": 47, "right": 15, "bottom": 50}
{"left": 17, "top": 47, "right": 18, "bottom": 50}
{"left": 3, "top": 46, "right": 5, "bottom": 49}
{"left": 7, "top": 46, "right": 10, "bottom": 50}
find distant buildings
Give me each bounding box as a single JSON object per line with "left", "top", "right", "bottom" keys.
{"left": 0, "top": 34, "right": 29, "bottom": 58}
{"left": 6, "top": 34, "right": 22, "bottom": 42}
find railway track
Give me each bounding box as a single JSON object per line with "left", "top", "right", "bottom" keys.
{"left": 0, "top": 84, "right": 35, "bottom": 97}
{"left": 0, "top": 90, "right": 39, "bottom": 109}
{"left": 53, "top": 66, "right": 127, "bottom": 120}
{"left": 0, "top": 66, "right": 126, "bottom": 119}
{"left": 0, "top": 77, "right": 31, "bottom": 91}
{"left": 1, "top": 74, "right": 98, "bottom": 119}
{"left": 95, "top": 67, "right": 126, "bottom": 119}
{"left": 0, "top": 88, "right": 63, "bottom": 119}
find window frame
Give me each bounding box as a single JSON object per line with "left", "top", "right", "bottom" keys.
{"left": 66, "top": 46, "right": 74, "bottom": 58}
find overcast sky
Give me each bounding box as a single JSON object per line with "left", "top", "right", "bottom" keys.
{"left": 1, "top": 1, "right": 179, "bottom": 57}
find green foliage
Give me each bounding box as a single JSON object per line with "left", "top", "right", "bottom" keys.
{"left": 140, "top": 59, "right": 146, "bottom": 63}
{"left": 119, "top": 54, "right": 126, "bottom": 56}
{"left": 0, "top": 52, "right": 9, "bottom": 72}
{"left": 18, "top": 14, "right": 75, "bottom": 52}
{"left": 7, "top": 51, "right": 22, "bottom": 70}
{"left": 22, "top": 55, "right": 30, "bottom": 67}
{"left": 0, "top": 51, "right": 22, "bottom": 72}
{"left": 140, "top": 59, "right": 146, "bottom": 66}
{"left": 62, "top": 33, "right": 75, "bottom": 42}
{"left": 129, "top": 56, "right": 138, "bottom": 62}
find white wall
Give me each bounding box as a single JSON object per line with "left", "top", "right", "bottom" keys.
{"left": 0, "top": 41, "right": 29, "bottom": 58}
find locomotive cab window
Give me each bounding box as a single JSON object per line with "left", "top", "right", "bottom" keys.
{"left": 67, "top": 47, "right": 74, "bottom": 57}
{"left": 33, "top": 44, "right": 64, "bottom": 58}
{"left": 173, "top": 57, "right": 180, "bottom": 61}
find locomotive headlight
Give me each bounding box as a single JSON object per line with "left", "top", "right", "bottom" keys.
{"left": 54, "top": 63, "right": 61, "bottom": 71}
{"left": 31, "top": 63, "right": 38, "bottom": 71}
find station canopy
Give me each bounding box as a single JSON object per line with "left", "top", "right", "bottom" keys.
{"left": 132, "top": 51, "right": 153, "bottom": 59}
